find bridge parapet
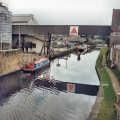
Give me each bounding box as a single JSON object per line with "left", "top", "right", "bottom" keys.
{"left": 12, "top": 25, "right": 111, "bottom": 36}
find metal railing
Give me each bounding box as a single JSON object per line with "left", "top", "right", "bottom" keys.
{"left": 0, "top": 48, "right": 20, "bottom": 52}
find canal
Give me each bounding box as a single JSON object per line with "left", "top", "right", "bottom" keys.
{"left": 0, "top": 50, "right": 100, "bottom": 120}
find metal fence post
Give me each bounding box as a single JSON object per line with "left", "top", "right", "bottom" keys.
{"left": 117, "top": 93, "right": 120, "bottom": 120}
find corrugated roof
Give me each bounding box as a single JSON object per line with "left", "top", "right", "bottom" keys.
{"left": 12, "top": 14, "right": 33, "bottom": 23}
{"left": 12, "top": 14, "right": 38, "bottom": 25}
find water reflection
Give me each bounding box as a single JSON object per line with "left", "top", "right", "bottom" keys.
{"left": 0, "top": 50, "right": 99, "bottom": 120}
{"left": 50, "top": 51, "right": 100, "bottom": 85}
{"left": 33, "top": 76, "right": 99, "bottom": 96}
{"left": 0, "top": 71, "right": 31, "bottom": 105}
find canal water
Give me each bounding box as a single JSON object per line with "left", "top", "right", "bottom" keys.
{"left": 0, "top": 50, "right": 100, "bottom": 120}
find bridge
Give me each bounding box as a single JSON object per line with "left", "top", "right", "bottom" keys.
{"left": 12, "top": 25, "right": 111, "bottom": 36}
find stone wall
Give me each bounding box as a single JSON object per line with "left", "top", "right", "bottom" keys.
{"left": 0, "top": 50, "right": 41, "bottom": 76}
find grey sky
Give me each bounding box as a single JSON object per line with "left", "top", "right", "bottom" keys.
{"left": 2, "top": 0, "right": 120, "bottom": 25}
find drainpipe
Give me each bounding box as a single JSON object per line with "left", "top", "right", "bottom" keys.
{"left": 19, "top": 24, "right": 21, "bottom": 49}
{"left": 10, "top": 33, "right": 12, "bottom": 49}
{"left": 1, "top": 32, "right": 2, "bottom": 50}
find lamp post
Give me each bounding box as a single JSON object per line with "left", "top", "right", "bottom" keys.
{"left": 56, "top": 59, "right": 60, "bottom": 67}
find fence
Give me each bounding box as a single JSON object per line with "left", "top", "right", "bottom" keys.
{"left": 0, "top": 49, "right": 21, "bottom": 56}
{"left": 115, "top": 93, "right": 120, "bottom": 120}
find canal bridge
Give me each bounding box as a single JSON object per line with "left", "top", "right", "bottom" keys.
{"left": 12, "top": 25, "right": 111, "bottom": 35}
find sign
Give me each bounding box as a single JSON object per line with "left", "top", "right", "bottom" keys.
{"left": 115, "top": 44, "right": 120, "bottom": 49}
{"left": 70, "top": 26, "right": 79, "bottom": 36}
{"left": 67, "top": 84, "right": 75, "bottom": 93}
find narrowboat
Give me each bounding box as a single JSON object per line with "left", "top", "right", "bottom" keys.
{"left": 23, "top": 57, "right": 50, "bottom": 72}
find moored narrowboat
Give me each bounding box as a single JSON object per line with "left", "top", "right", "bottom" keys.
{"left": 23, "top": 57, "right": 50, "bottom": 72}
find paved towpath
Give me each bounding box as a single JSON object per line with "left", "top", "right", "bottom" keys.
{"left": 102, "top": 55, "right": 120, "bottom": 94}
{"left": 105, "top": 67, "right": 120, "bottom": 94}
{"left": 88, "top": 55, "right": 120, "bottom": 120}
{"left": 104, "top": 56, "right": 120, "bottom": 120}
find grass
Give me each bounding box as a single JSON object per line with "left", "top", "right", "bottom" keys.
{"left": 111, "top": 68, "right": 120, "bottom": 85}
{"left": 94, "top": 47, "right": 117, "bottom": 120}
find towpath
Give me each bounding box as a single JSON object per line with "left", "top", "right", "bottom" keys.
{"left": 105, "top": 67, "right": 120, "bottom": 94}
{"left": 88, "top": 55, "right": 120, "bottom": 120}
{"left": 102, "top": 55, "right": 120, "bottom": 94}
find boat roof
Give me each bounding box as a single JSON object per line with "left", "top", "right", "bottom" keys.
{"left": 35, "top": 57, "right": 48, "bottom": 64}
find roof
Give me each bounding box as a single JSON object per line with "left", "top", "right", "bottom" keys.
{"left": 12, "top": 14, "right": 38, "bottom": 25}
{"left": 0, "top": 2, "right": 8, "bottom": 11}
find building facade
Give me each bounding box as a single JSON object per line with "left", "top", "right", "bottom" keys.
{"left": 23, "top": 35, "right": 43, "bottom": 54}
{"left": 110, "top": 9, "right": 120, "bottom": 69}
{"left": 0, "top": 3, "right": 12, "bottom": 50}
{"left": 110, "top": 32, "right": 120, "bottom": 69}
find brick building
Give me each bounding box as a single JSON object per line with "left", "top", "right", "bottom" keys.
{"left": 110, "top": 9, "right": 120, "bottom": 69}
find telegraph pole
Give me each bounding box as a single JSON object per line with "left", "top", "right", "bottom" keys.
{"left": 47, "top": 32, "right": 52, "bottom": 56}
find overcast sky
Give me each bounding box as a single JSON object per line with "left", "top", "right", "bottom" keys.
{"left": 2, "top": 0, "right": 120, "bottom": 25}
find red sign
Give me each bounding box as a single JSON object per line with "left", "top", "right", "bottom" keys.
{"left": 67, "top": 84, "right": 75, "bottom": 93}
{"left": 70, "top": 26, "right": 78, "bottom": 36}
{"left": 71, "top": 28, "right": 77, "bottom": 34}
